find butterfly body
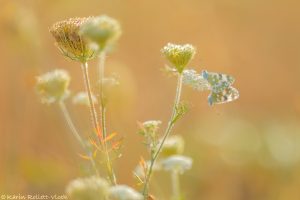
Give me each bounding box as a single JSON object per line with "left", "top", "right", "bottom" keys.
{"left": 202, "top": 70, "right": 239, "bottom": 105}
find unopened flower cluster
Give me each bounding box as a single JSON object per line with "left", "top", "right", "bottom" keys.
{"left": 161, "top": 43, "right": 196, "bottom": 73}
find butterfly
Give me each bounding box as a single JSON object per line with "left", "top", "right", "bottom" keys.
{"left": 201, "top": 70, "right": 239, "bottom": 106}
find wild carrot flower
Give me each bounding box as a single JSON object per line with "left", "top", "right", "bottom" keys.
{"left": 161, "top": 155, "right": 193, "bottom": 174}
{"left": 50, "top": 17, "right": 96, "bottom": 62}
{"left": 109, "top": 185, "right": 143, "bottom": 200}
{"left": 80, "top": 15, "right": 122, "bottom": 52}
{"left": 161, "top": 43, "right": 196, "bottom": 73}
{"left": 139, "top": 120, "right": 162, "bottom": 137}
{"left": 66, "top": 176, "right": 110, "bottom": 200}
{"left": 72, "top": 91, "right": 97, "bottom": 106}
{"left": 160, "top": 135, "right": 185, "bottom": 157}
{"left": 36, "top": 69, "right": 70, "bottom": 104}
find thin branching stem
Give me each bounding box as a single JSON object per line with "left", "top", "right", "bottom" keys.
{"left": 58, "top": 101, "right": 99, "bottom": 176}
{"left": 98, "top": 51, "right": 117, "bottom": 185}
{"left": 143, "top": 73, "right": 183, "bottom": 198}
{"left": 81, "top": 62, "right": 102, "bottom": 141}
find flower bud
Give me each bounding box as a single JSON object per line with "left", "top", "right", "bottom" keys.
{"left": 36, "top": 69, "right": 70, "bottom": 104}
{"left": 66, "top": 176, "right": 110, "bottom": 200}
{"left": 50, "top": 17, "right": 96, "bottom": 62}
{"left": 109, "top": 185, "right": 143, "bottom": 200}
{"left": 161, "top": 155, "right": 193, "bottom": 174}
{"left": 161, "top": 43, "right": 196, "bottom": 73}
{"left": 160, "top": 135, "right": 185, "bottom": 157}
{"left": 80, "top": 15, "right": 122, "bottom": 51}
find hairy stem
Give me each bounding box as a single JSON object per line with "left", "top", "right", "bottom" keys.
{"left": 59, "top": 101, "right": 99, "bottom": 176}
{"left": 98, "top": 52, "right": 117, "bottom": 185}
{"left": 171, "top": 170, "right": 180, "bottom": 200}
{"left": 143, "top": 73, "right": 183, "bottom": 198}
{"left": 81, "top": 62, "right": 102, "bottom": 141}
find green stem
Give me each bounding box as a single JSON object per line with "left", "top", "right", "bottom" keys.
{"left": 143, "top": 73, "right": 183, "bottom": 199}
{"left": 58, "top": 101, "right": 99, "bottom": 176}
{"left": 98, "top": 52, "right": 117, "bottom": 185}
{"left": 171, "top": 170, "right": 180, "bottom": 200}
{"left": 81, "top": 62, "right": 102, "bottom": 141}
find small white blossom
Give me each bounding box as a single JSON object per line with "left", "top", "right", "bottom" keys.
{"left": 143, "top": 120, "right": 162, "bottom": 129}
{"left": 139, "top": 120, "right": 162, "bottom": 137}
{"left": 72, "top": 91, "right": 97, "bottom": 106}
{"left": 160, "top": 135, "right": 185, "bottom": 157}
{"left": 161, "top": 43, "right": 196, "bottom": 73}
{"left": 161, "top": 155, "right": 193, "bottom": 174}
{"left": 36, "top": 69, "right": 70, "bottom": 104}
{"left": 80, "top": 15, "right": 122, "bottom": 51}
{"left": 109, "top": 185, "right": 143, "bottom": 200}
{"left": 66, "top": 176, "right": 109, "bottom": 200}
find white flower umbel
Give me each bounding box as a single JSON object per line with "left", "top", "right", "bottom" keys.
{"left": 36, "top": 69, "right": 70, "bottom": 104}
{"left": 80, "top": 15, "right": 122, "bottom": 52}
{"left": 141, "top": 120, "right": 162, "bottom": 135}
{"left": 161, "top": 155, "right": 193, "bottom": 174}
{"left": 161, "top": 155, "right": 193, "bottom": 200}
{"left": 160, "top": 135, "right": 185, "bottom": 157}
{"left": 66, "top": 176, "right": 110, "bottom": 200}
{"left": 161, "top": 43, "right": 196, "bottom": 73}
{"left": 72, "top": 91, "right": 97, "bottom": 106}
{"left": 109, "top": 185, "right": 143, "bottom": 200}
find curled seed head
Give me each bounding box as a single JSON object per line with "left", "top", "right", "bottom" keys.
{"left": 50, "top": 17, "right": 96, "bottom": 62}
{"left": 66, "top": 176, "right": 110, "bottom": 200}
{"left": 161, "top": 43, "right": 196, "bottom": 73}
{"left": 109, "top": 185, "right": 143, "bottom": 200}
{"left": 80, "top": 15, "right": 122, "bottom": 52}
{"left": 161, "top": 155, "right": 193, "bottom": 174}
{"left": 36, "top": 69, "right": 70, "bottom": 104}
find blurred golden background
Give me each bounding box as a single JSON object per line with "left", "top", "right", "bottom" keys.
{"left": 1, "top": 0, "right": 300, "bottom": 199}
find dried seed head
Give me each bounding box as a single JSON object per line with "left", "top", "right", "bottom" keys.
{"left": 66, "top": 176, "right": 110, "bottom": 200}
{"left": 160, "top": 135, "right": 185, "bottom": 157}
{"left": 109, "top": 185, "right": 143, "bottom": 200}
{"left": 161, "top": 43, "right": 196, "bottom": 73}
{"left": 36, "top": 69, "right": 70, "bottom": 104}
{"left": 50, "top": 17, "right": 96, "bottom": 62}
{"left": 80, "top": 15, "right": 122, "bottom": 52}
{"left": 161, "top": 155, "right": 193, "bottom": 174}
